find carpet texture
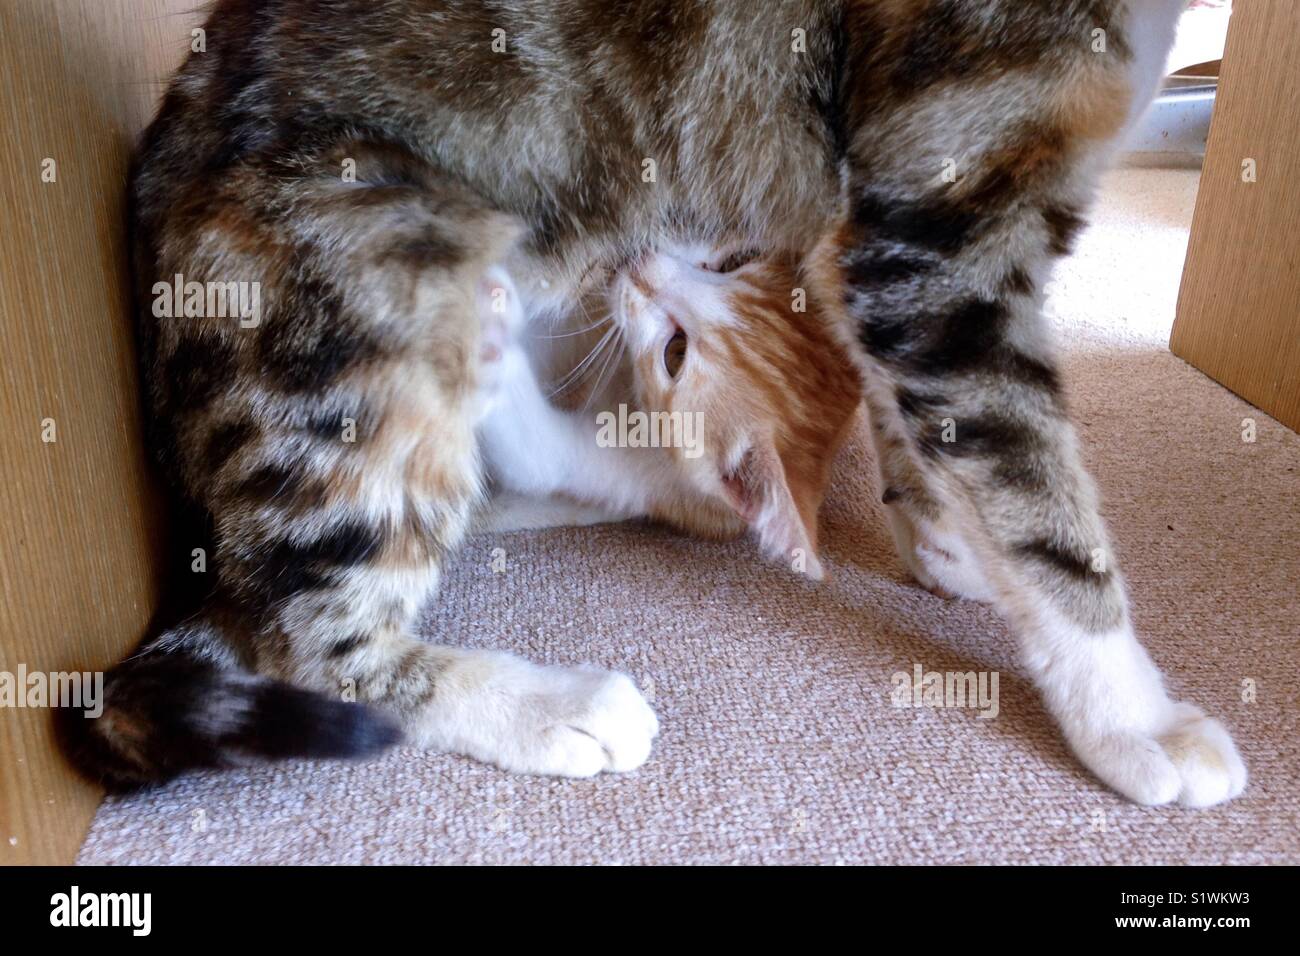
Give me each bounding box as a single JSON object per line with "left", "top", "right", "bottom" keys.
{"left": 79, "top": 168, "right": 1300, "bottom": 865}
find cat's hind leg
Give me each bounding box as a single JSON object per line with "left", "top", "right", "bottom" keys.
{"left": 165, "top": 140, "right": 656, "bottom": 777}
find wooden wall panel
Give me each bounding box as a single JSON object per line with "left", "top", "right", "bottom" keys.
{"left": 0, "top": 0, "right": 203, "bottom": 865}
{"left": 1171, "top": 0, "right": 1300, "bottom": 432}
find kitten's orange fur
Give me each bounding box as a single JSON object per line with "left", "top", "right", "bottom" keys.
{"left": 612, "top": 250, "right": 862, "bottom": 575}
{"left": 495, "top": 245, "right": 863, "bottom": 578}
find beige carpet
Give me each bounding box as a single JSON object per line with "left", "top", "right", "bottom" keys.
{"left": 79, "top": 168, "right": 1300, "bottom": 865}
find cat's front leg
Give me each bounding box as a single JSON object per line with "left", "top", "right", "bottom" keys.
{"left": 857, "top": 356, "right": 1242, "bottom": 806}
{"left": 476, "top": 265, "right": 602, "bottom": 497}
{"left": 824, "top": 192, "right": 1246, "bottom": 807}
{"left": 477, "top": 273, "right": 684, "bottom": 519}
{"left": 867, "top": 353, "right": 1244, "bottom": 804}
{"left": 1022, "top": 609, "right": 1246, "bottom": 807}
{"left": 473, "top": 264, "right": 529, "bottom": 421}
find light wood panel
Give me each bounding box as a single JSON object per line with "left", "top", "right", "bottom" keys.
{"left": 0, "top": 0, "right": 203, "bottom": 865}
{"left": 1171, "top": 0, "right": 1300, "bottom": 432}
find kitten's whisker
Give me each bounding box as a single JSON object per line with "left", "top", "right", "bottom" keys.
{"left": 532, "top": 314, "right": 612, "bottom": 340}
{"left": 547, "top": 324, "right": 617, "bottom": 399}
{"left": 583, "top": 326, "right": 625, "bottom": 413}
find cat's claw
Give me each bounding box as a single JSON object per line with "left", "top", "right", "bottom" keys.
{"left": 1070, "top": 703, "right": 1247, "bottom": 807}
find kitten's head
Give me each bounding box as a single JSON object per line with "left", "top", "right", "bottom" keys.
{"left": 609, "top": 244, "right": 862, "bottom": 580}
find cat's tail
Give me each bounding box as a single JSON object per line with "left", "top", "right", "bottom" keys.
{"left": 55, "top": 620, "right": 402, "bottom": 793}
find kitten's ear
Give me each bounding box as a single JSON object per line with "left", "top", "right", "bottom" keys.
{"left": 720, "top": 443, "right": 824, "bottom": 581}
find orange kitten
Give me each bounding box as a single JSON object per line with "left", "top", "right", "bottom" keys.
{"left": 480, "top": 244, "right": 863, "bottom": 579}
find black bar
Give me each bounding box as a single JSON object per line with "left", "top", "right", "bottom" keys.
{"left": 0, "top": 866, "right": 1284, "bottom": 941}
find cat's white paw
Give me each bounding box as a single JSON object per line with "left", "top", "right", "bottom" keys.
{"left": 420, "top": 651, "right": 659, "bottom": 777}
{"left": 914, "top": 539, "right": 997, "bottom": 603}
{"left": 885, "top": 504, "right": 996, "bottom": 602}
{"left": 1072, "top": 703, "right": 1247, "bottom": 807}
{"left": 1157, "top": 703, "right": 1248, "bottom": 807}
{"left": 1031, "top": 620, "right": 1246, "bottom": 808}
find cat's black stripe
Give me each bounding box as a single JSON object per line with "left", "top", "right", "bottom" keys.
{"left": 992, "top": 456, "right": 1051, "bottom": 493}
{"left": 860, "top": 295, "right": 1062, "bottom": 397}
{"left": 237, "top": 520, "right": 383, "bottom": 608}
{"left": 905, "top": 298, "right": 1011, "bottom": 377}
{"left": 329, "top": 634, "right": 369, "bottom": 659}
{"left": 917, "top": 409, "right": 1041, "bottom": 462}
{"left": 895, "top": 386, "right": 948, "bottom": 420}
{"left": 229, "top": 462, "right": 309, "bottom": 504}
{"left": 852, "top": 190, "right": 983, "bottom": 256}
{"left": 845, "top": 251, "right": 936, "bottom": 287}
{"left": 1013, "top": 539, "right": 1109, "bottom": 585}
{"left": 203, "top": 420, "right": 258, "bottom": 474}
{"left": 808, "top": 0, "right": 851, "bottom": 168}
{"left": 858, "top": 316, "right": 913, "bottom": 358}
{"left": 203, "top": 0, "right": 288, "bottom": 174}
{"left": 1044, "top": 202, "right": 1087, "bottom": 256}
{"left": 892, "top": 0, "right": 1133, "bottom": 94}
{"left": 165, "top": 334, "right": 237, "bottom": 411}
{"left": 258, "top": 275, "right": 382, "bottom": 393}
{"left": 1000, "top": 350, "right": 1062, "bottom": 395}
{"left": 384, "top": 233, "right": 466, "bottom": 271}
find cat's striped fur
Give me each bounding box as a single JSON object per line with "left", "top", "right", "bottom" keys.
{"left": 61, "top": 0, "right": 1244, "bottom": 805}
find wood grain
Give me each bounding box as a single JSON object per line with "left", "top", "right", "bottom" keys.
{"left": 0, "top": 0, "right": 202, "bottom": 865}
{"left": 1171, "top": 0, "right": 1300, "bottom": 433}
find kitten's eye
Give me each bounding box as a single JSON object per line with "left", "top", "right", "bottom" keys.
{"left": 663, "top": 328, "right": 688, "bottom": 378}
{"left": 712, "top": 248, "right": 761, "bottom": 273}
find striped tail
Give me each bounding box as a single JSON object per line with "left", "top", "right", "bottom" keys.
{"left": 56, "top": 629, "right": 402, "bottom": 793}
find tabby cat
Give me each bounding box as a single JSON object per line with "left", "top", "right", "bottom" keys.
{"left": 64, "top": 0, "right": 1244, "bottom": 807}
